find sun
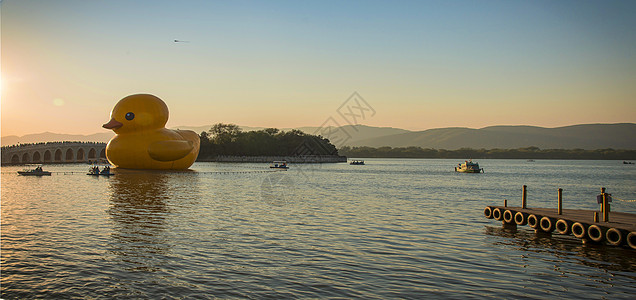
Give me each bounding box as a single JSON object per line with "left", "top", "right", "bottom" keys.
{"left": 53, "top": 98, "right": 65, "bottom": 106}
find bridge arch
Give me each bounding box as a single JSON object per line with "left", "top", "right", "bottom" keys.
{"left": 54, "top": 149, "right": 63, "bottom": 162}
{"left": 11, "top": 154, "right": 20, "bottom": 164}
{"left": 65, "top": 148, "right": 74, "bottom": 162}
{"left": 77, "top": 148, "right": 85, "bottom": 161}
{"left": 22, "top": 152, "right": 30, "bottom": 163}
{"left": 88, "top": 148, "right": 97, "bottom": 160}
{"left": 44, "top": 150, "right": 52, "bottom": 163}
{"left": 33, "top": 151, "right": 42, "bottom": 163}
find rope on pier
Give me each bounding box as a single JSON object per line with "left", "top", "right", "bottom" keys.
{"left": 612, "top": 196, "right": 636, "bottom": 203}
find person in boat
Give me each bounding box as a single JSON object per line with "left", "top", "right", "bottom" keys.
{"left": 101, "top": 166, "right": 110, "bottom": 174}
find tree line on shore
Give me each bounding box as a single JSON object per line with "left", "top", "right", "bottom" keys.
{"left": 197, "top": 123, "right": 339, "bottom": 158}
{"left": 338, "top": 146, "right": 636, "bottom": 160}
{"left": 196, "top": 124, "right": 635, "bottom": 160}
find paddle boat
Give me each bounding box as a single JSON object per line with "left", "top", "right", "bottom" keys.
{"left": 350, "top": 160, "right": 365, "bottom": 165}
{"left": 455, "top": 160, "right": 484, "bottom": 173}
{"left": 87, "top": 165, "right": 115, "bottom": 176}
{"left": 17, "top": 165, "right": 52, "bottom": 176}
{"left": 270, "top": 161, "right": 289, "bottom": 169}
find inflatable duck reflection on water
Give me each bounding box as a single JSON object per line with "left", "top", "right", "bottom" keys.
{"left": 103, "top": 94, "right": 200, "bottom": 169}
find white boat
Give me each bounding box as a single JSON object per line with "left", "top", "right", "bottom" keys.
{"left": 350, "top": 160, "right": 365, "bottom": 165}
{"left": 270, "top": 161, "right": 289, "bottom": 169}
{"left": 455, "top": 160, "right": 484, "bottom": 173}
{"left": 17, "top": 165, "right": 52, "bottom": 176}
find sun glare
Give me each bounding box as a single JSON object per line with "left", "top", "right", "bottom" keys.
{"left": 53, "top": 98, "right": 65, "bottom": 106}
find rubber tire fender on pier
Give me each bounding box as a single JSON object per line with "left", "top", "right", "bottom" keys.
{"left": 627, "top": 232, "right": 636, "bottom": 250}
{"left": 483, "top": 207, "right": 494, "bottom": 219}
{"left": 527, "top": 214, "right": 542, "bottom": 229}
{"left": 572, "top": 222, "right": 588, "bottom": 239}
{"left": 605, "top": 228, "right": 627, "bottom": 246}
{"left": 514, "top": 212, "right": 528, "bottom": 226}
{"left": 503, "top": 210, "right": 515, "bottom": 224}
{"left": 555, "top": 219, "right": 572, "bottom": 235}
{"left": 587, "top": 225, "right": 607, "bottom": 243}
{"left": 539, "top": 216, "right": 556, "bottom": 233}
{"left": 492, "top": 208, "right": 504, "bottom": 221}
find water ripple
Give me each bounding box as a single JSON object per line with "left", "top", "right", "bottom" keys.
{"left": 2, "top": 160, "right": 635, "bottom": 298}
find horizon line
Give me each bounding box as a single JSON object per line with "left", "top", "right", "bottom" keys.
{"left": 2, "top": 122, "right": 634, "bottom": 139}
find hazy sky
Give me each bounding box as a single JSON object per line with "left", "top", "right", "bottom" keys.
{"left": 2, "top": 0, "right": 635, "bottom": 136}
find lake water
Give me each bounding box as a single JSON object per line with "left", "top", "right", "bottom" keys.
{"left": 2, "top": 159, "right": 636, "bottom": 299}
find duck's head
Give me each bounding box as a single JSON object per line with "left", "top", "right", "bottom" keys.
{"left": 103, "top": 94, "right": 169, "bottom": 134}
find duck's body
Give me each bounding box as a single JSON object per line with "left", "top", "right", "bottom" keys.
{"left": 103, "top": 94, "right": 200, "bottom": 170}
{"left": 106, "top": 128, "right": 200, "bottom": 169}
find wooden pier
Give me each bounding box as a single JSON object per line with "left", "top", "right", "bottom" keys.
{"left": 484, "top": 186, "right": 636, "bottom": 250}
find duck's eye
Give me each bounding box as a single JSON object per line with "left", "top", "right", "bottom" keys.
{"left": 125, "top": 112, "right": 135, "bottom": 121}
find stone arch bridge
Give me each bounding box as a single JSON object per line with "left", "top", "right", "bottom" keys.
{"left": 1, "top": 142, "right": 107, "bottom": 165}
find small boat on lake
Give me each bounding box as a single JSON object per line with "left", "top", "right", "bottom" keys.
{"left": 455, "top": 160, "right": 484, "bottom": 173}
{"left": 624, "top": 161, "right": 634, "bottom": 165}
{"left": 17, "top": 165, "right": 52, "bottom": 176}
{"left": 350, "top": 160, "right": 365, "bottom": 165}
{"left": 270, "top": 161, "right": 289, "bottom": 169}
{"left": 87, "top": 165, "right": 114, "bottom": 176}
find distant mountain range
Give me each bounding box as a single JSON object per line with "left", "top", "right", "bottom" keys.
{"left": 2, "top": 123, "right": 635, "bottom": 150}
{"left": 345, "top": 123, "right": 636, "bottom": 150}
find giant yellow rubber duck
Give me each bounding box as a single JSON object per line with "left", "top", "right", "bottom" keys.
{"left": 102, "top": 94, "right": 200, "bottom": 169}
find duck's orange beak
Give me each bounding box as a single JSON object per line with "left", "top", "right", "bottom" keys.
{"left": 103, "top": 118, "right": 123, "bottom": 130}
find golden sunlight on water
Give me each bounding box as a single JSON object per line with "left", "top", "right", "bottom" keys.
{"left": 2, "top": 159, "right": 636, "bottom": 298}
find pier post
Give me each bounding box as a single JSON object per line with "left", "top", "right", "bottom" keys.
{"left": 602, "top": 187, "right": 610, "bottom": 222}
{"left": 504, "top": 199, "right": 507, "bottom": 207}
{"left": 522, "top": 185, "right": 527, "bottom": 209}
{"left": 600, "top": 187, "right": 606, "bottom": 214}
{"left": 594, "top": 212, "right": 599, "bottom": 222}
{"left": 558, "top": 188, "right": 563, "bottom": 215}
